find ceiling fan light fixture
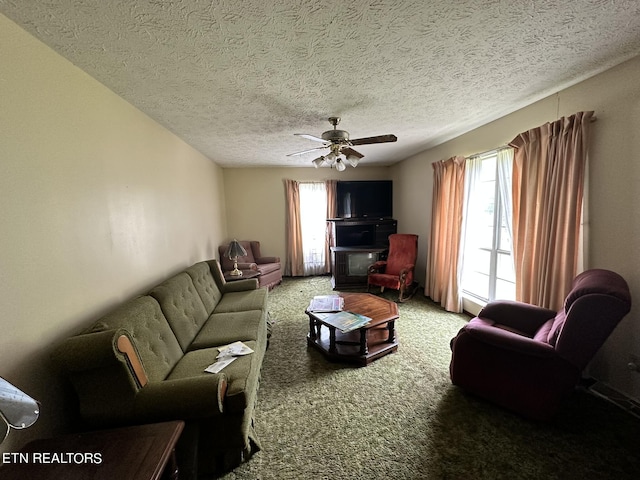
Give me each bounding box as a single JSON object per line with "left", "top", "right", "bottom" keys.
{"left": 346, "top": 153, "right": 361, "bottom": 167}
{"left": 288, "top": 117, "right": 397, "bottom": 170}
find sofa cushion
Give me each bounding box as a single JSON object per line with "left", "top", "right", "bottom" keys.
{"left": 92, "top": 296, "right": 183, "bottom": 383}
{"left": 167, "top": 341, "right": 262, "bottom": 414}
{"left": 189, "top": 310, "right": 266, "bottom": 351}
{"left": 185, "top": 261, "right": 222, "bottom": 313}
{"left": 149, "top": 273, "right": 209, "bottom": 351}
{"left": 368, "top": 272, "right": 401, "bottom": 290}
{"left": 214, "top": 288, "right": 268, "bottom": 314}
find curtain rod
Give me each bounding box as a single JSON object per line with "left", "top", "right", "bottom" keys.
{"left": 465, "top": 145, "right": 512, "bottom": 160}
{"left": 465, "top": 114, "right": 597, "bottom": 160}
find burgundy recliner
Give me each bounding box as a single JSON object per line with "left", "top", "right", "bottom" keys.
{"left": 449, "top": 269, "right": 631, "bottom": 420}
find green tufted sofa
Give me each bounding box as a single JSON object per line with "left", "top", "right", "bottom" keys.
{"left": 52, "top": 259, "right": 270, "bottom": 476}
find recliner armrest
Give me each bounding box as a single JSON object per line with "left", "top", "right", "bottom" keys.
{"left": 134, "top": 374, "right": 227, "bottom": 421}
{"left": 478, "top": 300, "right": 557, "bottom": 336}
{"left": 459, "top": 319, "right": 556, "bottom": 357}
{"left": 255, "top": 256, "right": 280, "bottom": 264}
{"left": 236, "top": 262, "right": 258, "bottom": 271}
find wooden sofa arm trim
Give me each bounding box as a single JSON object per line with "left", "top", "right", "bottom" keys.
{"left": 219, "top": 377, "right": 228, "bottom": 412}
{"left": 117, "top": 334, "right": 148, "bottom": 388}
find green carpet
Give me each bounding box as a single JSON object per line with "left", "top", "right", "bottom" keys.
{"left": 220, "top": 276, "right": 640, "bottom": 479}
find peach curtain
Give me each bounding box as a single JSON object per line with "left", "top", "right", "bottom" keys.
{"left": 324, "top": 180, "right": 337, "bottom": 273}
{"left": 425, "top": 156, "right": 466, "bottom": 312}
{"left": 284, "top": 179, "right": 304, "bottom": 276}
{"left": 510, "top": 111, "right": 593, "bottom": 310}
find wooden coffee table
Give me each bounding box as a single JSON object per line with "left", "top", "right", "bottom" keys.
{"left": 306, "top": 292, "right": 399, "bottom": 366}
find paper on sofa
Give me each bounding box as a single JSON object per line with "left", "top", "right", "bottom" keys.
{"left": 205, "top": 341, "right": 254, "bottom": 374}
{"left": 205, "top": 356, "right": 237, "bottom": 374}
{"left": 216, "top": 341, "right": 254, "bottom": 358}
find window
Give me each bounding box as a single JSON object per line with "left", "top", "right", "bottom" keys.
{"left": 299, "top": 182, "right": 328, "bottom": 276}
{"left": 461, "top": 150, "right": 515, "bottom": 304}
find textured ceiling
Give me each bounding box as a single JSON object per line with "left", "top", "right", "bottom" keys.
{"left": 2, "top": 1, "right": 640, "bottom": 167}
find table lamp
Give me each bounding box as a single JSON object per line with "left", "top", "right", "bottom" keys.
{"left": 0, "top": 376, "right": 40, "bottom": 444}
{"left": 225, "top": 239, "right": 247, "bottom": 276}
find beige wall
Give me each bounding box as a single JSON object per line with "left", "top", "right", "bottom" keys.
{"left": 222, "top": 167, "right": 392, "bottom": 263}
{"left": 391, "top": 55, "right": 640, "bottom": 402}
{"left": 0, "top": 15, "right": 227, "bottom": 451}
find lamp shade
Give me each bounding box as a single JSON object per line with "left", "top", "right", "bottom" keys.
{"left": 0, "top": 376, "right": 39, "bottom": 444}
{"left": 225, "top": 240, "right": 247, "bottom": 259}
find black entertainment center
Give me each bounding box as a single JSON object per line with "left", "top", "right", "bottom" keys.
{"left": 330, "top": 181, "right": 397, "bottom": 289}
{"left": 331, "top": 218, "right": 398, "bottom": 249}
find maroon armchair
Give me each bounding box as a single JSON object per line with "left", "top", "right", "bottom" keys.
{"left": 449, "top": 269, "right": 631, "bottom": 420}
{"left": 367, "top": 234, "right": 418, "bottom": 302}
{"left": 218, "top": 240, "right": 282, "bottom": 290}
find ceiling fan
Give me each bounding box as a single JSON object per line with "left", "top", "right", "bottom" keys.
{"left": 287, "top": 117, "right": 397, "bottom": 170}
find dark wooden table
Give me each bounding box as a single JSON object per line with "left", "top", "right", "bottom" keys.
{"left": 0, "top": 420, "right": 184, "bottom": 480}
{"left": 223, "top": 269, "right": 261, "bottom": 282}
{"left": 306, "top": 292, "right": 399, "bottom": 366}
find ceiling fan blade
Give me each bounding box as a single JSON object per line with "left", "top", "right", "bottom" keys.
{"left": 286, "top": 145, "right": 328, "bottom": 157}
{"left": 350, "top": 134, "right": 398, "bottom": 146}
{"left": 294, "top": 133, "right": 327, "bottom": 143}
{"left": 341, "top": 147, "right": 364, "bottom": 159}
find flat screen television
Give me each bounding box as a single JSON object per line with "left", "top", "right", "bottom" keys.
{"left": 336, "top": 180, "right": 392, "bottom": 219}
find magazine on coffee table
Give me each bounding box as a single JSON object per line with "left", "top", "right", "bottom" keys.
{"left": 308, "top": 295, "right": 344, "bottom": 312}
{"left": 321, "top": 311, "right": 371, "bottom": 333}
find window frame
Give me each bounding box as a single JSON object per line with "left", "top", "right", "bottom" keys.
{"left": 461, "top": 150, "right": 515, "bottom": 305}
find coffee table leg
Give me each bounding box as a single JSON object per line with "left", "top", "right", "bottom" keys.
{"left": 308, "top": 316, "right": 316, "bottom": 340}
{"left": 329, "top": 326, "right": 337, "bottom": 353}
{"left": 360, "top": 329, "right": 368, "bottom": 355}
{"left": 387, "top": 320, "right": 395, "bottom": 343}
